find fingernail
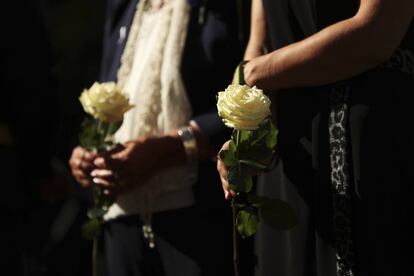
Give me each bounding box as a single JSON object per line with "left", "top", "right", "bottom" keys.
{"left": 90, "top": 170, "right": 97, "bottom": 177}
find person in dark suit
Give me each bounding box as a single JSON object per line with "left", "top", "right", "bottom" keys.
{"left": 69, "top": 0, "right": 250, "bottom": 275}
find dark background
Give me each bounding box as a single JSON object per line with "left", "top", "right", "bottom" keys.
{"left": 1, "top": 1, "right": 106, "bottom": 275}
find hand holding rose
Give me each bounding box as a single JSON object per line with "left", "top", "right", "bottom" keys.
{"left": 90, "top": 135, "right": 185, "bottom": 196}
{"left": 217, "top": 84, "right": 273, "bottom": 199}
{"left": 71, "top": 81, "right": 134, "bottom": 250}
{"left": 69, "top": 146, "right": 97, "bottom": 188}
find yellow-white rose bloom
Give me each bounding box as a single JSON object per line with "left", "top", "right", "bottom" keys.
{"left": 217, "top": 84, "right": 271, "bottom": 130}
{"left": 79, "top": 82, "right": 133, "bottom": 123}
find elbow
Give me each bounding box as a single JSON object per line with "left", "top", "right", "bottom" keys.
{"left": 353, "top": 14, "right": 409, "bottom": 69}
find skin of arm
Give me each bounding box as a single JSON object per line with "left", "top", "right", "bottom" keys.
{"left": 243, "top": 0, "right": 267, "bottom": 60}
{"left": 244, "top": 0, "right": 414, "bottom": 90}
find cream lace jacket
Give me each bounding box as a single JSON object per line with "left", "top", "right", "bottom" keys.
{"left": 104, "top": 0, "right": 197, "bottom": 221}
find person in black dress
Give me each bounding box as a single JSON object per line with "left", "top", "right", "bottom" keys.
{"left": 218, "top": 0, "right": 414, "bottom": 275}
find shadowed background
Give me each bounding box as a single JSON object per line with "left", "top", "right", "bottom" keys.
{"left": 1, "top": 0, "right": 105, "bottom": 275}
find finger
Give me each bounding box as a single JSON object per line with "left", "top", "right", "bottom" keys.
{"left": 69, "top": 154, "right": 81, "bottom": 169}
{"left": 93, "top": 157, "right": 107, "bottom": 169}
{"left": 73, "top": 146, "right": 84, "bottom": 157}
{"left": 72, "top": 169, "right": 86, "bottom": 180}
{"left": 94, "top": 156, "right": 119, "bottom": 170}
{"left": 107, "top": 143, "right": 126, "bottom": 155}
{"left": 92, "top": 177, "right": 115, "bottom": 189}
{"left": 227, "top": 190, "right": 236, "bottom": 199}
{"left": 83, "top": 150, "right": 97, "bottom": 162}
{"left": 217, "top": 159, "right": 234, "bottom": 200}
{"left": 70, "top": 151, "right": 95, "bottom": 172}
{"left": 91, "top": 169, "right": 115, "bottom": 178}
{"left": 72, "top": 147, "right": 89, "bottom": 163}
{"left": 72, "top": 171, "right": 90, "bottom": 188}
{"left": 91, "top": 169, "right": 118, "bottom": 186}
{"left": 79, "top": 178, "right": 90, "bottom": 188}
{"left": 80, "top": 160, "right": 95, "bottom": 172}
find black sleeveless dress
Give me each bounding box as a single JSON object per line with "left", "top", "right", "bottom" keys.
{"left": 255, "top": 1, "right": 414, "bottom": 275}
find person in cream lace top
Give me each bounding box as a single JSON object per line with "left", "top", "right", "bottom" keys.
{"left": 69, "top": 0, "right": 245, "bottom": 275}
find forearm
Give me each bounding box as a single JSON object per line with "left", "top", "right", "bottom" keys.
{"left": 244, "top": 0, "right": 267, "bottom": 60}
{"left": 246, "top": 0, "right": 414, "bottom": 90}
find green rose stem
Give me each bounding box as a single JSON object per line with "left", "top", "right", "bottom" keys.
{"left": 231, "top": 62, "right": 247, "bottom": 276}
{"left": 92, "top": 236, "right": 98, "bottom": 276}
{"left": 92, "top": 121, "right": 110, "bottom": 276}
{"left": 92, "top": 181, "right": 102, "bottom": 276}
{"left": 232, "top": 129, "right": 241, "bottom": 276}
{"left": 79, "top": 82, "right": 133, "bottom": 276}
{"left": 231, "top": 199, "right": 240, "bottom": 276}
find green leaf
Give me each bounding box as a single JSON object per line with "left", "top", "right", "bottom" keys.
{"left": 229, "top": 140, "right": 237, "bottom": 155}
{"left": 249, "top": 126, "right": 270, "bottom": 146}
{"left": 237, "top": 207, "right": 259, "bottom": 238}
{"left": 228, "top": 167, "right": 253, "bottom": 193}
{"left": 87, "top": 207, "right": 107, "bottom": 219}
{"left": 81, "top": 218, "right": 101, "bottom": 240}
{"left": 238, "top": 130, "right": 251, "bottom": 144}
{"left": 107, "top": 121, "right": 123, "bottom": 135}
{"left": 219, "top": 149, "right": 238, "bottom": 167}
{"left": 233, "top": 192, "right": 249, "bottom": 207}
{"left": 239, "top": 159, "right": 267, "bottom": 170}
{"left": 79, "top": 117, "right": 99, "bottom": 150}
{"left": 265, "top": 121, "right": 278, "bottom": 149}
{"left": 102, "top": 141, "right": 117, "bottom": 152}
{"left": 247, "top": 194, "right": 262, "bottom": 205}
{"left": 234, "top": 61, "right": 248, "bottom": 85}
{"left": 102, "top": 196, "right": 115, "bottom": 210}
{"left": 238, "top": 143, "right": 272, "bottom": 161}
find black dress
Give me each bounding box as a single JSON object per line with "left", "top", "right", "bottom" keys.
{"left": 256, "top": 1, "right": 414, "bottom": 276}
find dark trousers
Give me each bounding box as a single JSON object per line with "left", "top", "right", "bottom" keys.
{"left": 104, "top": 207, "right": 234, "bottom": 276}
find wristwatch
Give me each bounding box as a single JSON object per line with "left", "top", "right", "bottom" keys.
{"left": 177, "top": 126, "right": 198, "bottom": 163}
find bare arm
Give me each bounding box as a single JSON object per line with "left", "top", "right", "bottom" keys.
{"left": 245, "top": 0, "right": 414, "bottom": 90}
{"left": 243, "top": 0, "right": 267, "bottom": 60}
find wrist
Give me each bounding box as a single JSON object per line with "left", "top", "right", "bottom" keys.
{"left": 145, "top": 135, "right": 186, "bottom": 169}
{"left": 177, "top": 125, "right": 198, "bottom": 164}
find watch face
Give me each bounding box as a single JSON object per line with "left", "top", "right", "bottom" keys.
{"left": 181, "top": 129, "right": 193, "bottom": 141}
{"left": 178, "top": 127, "right": 197, "bottom": 163}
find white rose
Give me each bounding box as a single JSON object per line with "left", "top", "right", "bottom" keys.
{"left": 79, "top": 82, "right": 133, "bottom": 123}
{"left": 217, "top": 84, "right": 271, "bottom": 130}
